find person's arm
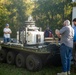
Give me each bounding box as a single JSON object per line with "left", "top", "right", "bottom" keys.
{"left": 8, "top": 29, "right": 12, "bottom": 34}
{"left": 49, "top": 30, "right": 54, "bottom": 38}
{"left": 4, "top": 32, "right": 8, "bottom": 34}
{"left": 55, "top": 29, "right": 61, "bottom": 38}
{"left": 3, "top": 28, "right": 8, "bottom": 34}
{"left": 55, "top": 27, "right": 66, "bottom": 38}
{"left": 3, "top": 28, "right": 12, "bottom": 34}
{"left": 8, "top": 32, "right": 11, "bottom": 34}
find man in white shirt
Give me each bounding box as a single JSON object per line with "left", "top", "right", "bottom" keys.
{"left": 3, "top": 24, "right": 12, "bottom": 43}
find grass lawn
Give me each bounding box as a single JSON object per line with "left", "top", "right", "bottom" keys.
{"left": 0, "top": 62, "right": 76, "bottom": 75}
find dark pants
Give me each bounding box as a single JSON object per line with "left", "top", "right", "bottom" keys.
{"left": 60, "top": 44, "right": 72, "bottom": 72}
{"left": 73, "top": 43, "right": 76, "bottom": 63}
{"left": 4, "top": 37, "right": 10, "bottom": 43}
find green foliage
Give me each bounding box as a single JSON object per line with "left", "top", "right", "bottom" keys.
{"left": 0, "top": 0, "right": 74, "bottom": 37}
{"left": 0, "top": 2, "right": 10, "bottom": 36}
{"left": 32, "top": 0, "right": 72, "bottom": 32}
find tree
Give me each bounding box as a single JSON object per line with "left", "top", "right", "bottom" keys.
{"left": 32, "top": 0, "right": 72, "bottom": 33}
{"left": 0, "top": 0, "right": 10, "bottom": 36}
{"left": 0, "top": 0, "right": 73, "bottom": 37}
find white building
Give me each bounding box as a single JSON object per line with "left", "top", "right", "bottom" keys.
{"left": 72, "top": 0, "right": 76, "bottom": 2}
{"left": 72, "top": 0, "right": 76, "bottom": 26}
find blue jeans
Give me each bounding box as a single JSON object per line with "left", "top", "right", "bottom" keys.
{"left": 60, "top": 43, "right": 72, "bottom": 72}
{"left": 4, "top": 37, "right": 10, "bottom": 43}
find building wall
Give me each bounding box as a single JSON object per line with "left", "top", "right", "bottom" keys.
{"left": 72, "top": 0, "right": 76, "bottom": 2}
{"left": 72, "top": 7, "right": 76, "bottom": 26}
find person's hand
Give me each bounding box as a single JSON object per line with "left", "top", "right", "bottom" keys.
{"left": 55, "top": 29, "right": 59, "bottom": 35}
{"left": 8, "top": 32, "right": 11, "bottom": 34}
{"left": 8, "top": 31, "right": 12, "bottom": 34}
{"left": 4, "top": 32, "right": 8, "bottom": 34}
{"left": 4, "top": 32, "right": 11, "bottom": 34}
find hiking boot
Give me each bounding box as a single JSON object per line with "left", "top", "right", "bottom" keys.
{"left": 57, "top": 72, "right": 67, "bottom": 75}
{"left": 67, "top": 71, "right": 70, "bottom": 75}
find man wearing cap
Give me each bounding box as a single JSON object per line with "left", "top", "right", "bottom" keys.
{"left": 55, "top": 20, "right": 74, "bottom": 75}
{"left": 3, "top": 24, "right": 12, "bottom": 43}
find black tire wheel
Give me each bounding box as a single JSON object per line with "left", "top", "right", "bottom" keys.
{"left": 16, "top": 53, "right": 25, "bottom": 68}
{"left": 26, "top": 55, "right": 42, "bottom": 71}
{"left": 0, "top": 50, "right": 7, "bottom": 62}
{"left": 6, "top": 51, "right": 15, "bottom": 64}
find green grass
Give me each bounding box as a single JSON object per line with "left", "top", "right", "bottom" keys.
{"left": 0, "top": 62, "right": 76, "bottom": 75}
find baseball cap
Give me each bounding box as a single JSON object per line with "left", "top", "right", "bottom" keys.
{"left": 6, "top": 23, "right": 9, "bottom": 26}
